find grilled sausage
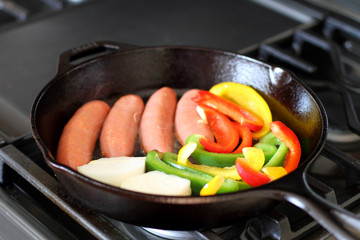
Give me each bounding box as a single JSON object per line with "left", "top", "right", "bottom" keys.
{"left": 139, "top": 87, "right": 177, "bottom": 153}
{"left": 57, "top": 100, "right": 110, "bottom": 170}
{"left": 100, "top": 94, "right": 144, "bottom": 157}
{"left": 175, "top": 89, "right": 214, "bottom": 146}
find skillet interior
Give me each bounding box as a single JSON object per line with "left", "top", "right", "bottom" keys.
{"left": 31, "top": 46, "right": 327, "bottom": 229}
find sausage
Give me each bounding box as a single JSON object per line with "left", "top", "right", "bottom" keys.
{"left": 139, "top": 87, "right": 177, "bottom": 153}
{"left": 175, "top": 89, "right": 214, "bottom": 146}
{"left": 100, "top": 94, "right": 144, "bottom": 157}
{"left": 57, "top": 100, "right": 110, "bottom": 170}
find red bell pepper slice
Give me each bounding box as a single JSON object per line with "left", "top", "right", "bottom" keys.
{"left": 235, "top": 158, "right": 270, "bottom": 187}
{"left": 198, "top": 105, "right": 239, "bottom": 153}
{"left": 270, "top": 121, "right": 301, "bottom": 173}
{"left": 192, "top": 90, "right": 264, "bottom": 132}
{"left": 232, "top": 122, "right": 252, "bottom": 153}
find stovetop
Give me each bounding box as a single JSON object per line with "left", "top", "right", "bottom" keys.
{"left": 0, "top": 0, "right": 359, "bottom": 239}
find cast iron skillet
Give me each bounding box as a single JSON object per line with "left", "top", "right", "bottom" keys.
{"left": 31, "top": 41, "right": 360, "bottom": 239}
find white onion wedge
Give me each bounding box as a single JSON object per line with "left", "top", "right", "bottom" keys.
{"left": 121, "top": 171, "right": 191, "bottom": 196}
{"left": 77, "top": 156, "right": 146, "bottom": 187}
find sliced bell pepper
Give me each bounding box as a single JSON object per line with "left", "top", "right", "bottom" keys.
{"left": 192, "top": 90, "right": 264, "bottom": 132}
{"left": 270, "top": 121, "right": 301, "bottom": 173}
{"left": 253, "top": 143, "right": 278, "bottom": 163}
{"left": 161, "top": 152, "right": 251, "bottom": 194}
{"left": 242, "top": 147, "right": 265, "bottom": 171}
{"left": 209, "top": 82, "right": 272, "bottom": 138}
{"left": 235, "top": 158, "right": 270, "bottom": 187}
{"left": 178, "top": 142, "right": 241, "bottom": 180}
{"left": 186, "top": 134, "right": 244, "bottom": 167}
{"left": 259, "top": 132, "right": 282, "bottom": 146}
{"left": 200, "top": 175, "right": 225, "bottom": 196}
{"left": 232, "top": 122, "right": 252, "bottom": 153}
{"left": 197, "top": 105, "right": 239, "bottom": 153}
{"left": 263, "top": 142, "right": 288, "bottom": 167}
{"left": 178, "top": 142, "right": 197, "bottom": 165}
{"left": 262, "top": 166, "right": 287, "bottom": 181}
{"left": 186, "top": 163, "right": 241, "bottom": 181}
{"left": 145, "top": 150, "right": 244, "bottom": 195}
{"left": 185, "top": 134, "right": 276, "bottom": 168}
{"left": 257, "top": 132, "right": 289, "bottom": 167}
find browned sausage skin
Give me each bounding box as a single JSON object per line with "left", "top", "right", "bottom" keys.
{"left": 100, "top": 94, "right": 144, "bottom": 157}
{"left": 175, "top": 89, "right": 214, "bottom": 146}
{"left": 57, "top": 100, "right": 110, "bottom": 170}
{"left": 139, "top": 87, "right": 177, "bottom": 153}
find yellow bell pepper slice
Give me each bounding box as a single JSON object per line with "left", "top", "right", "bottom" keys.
{"left": 186, "top": 162, "right": 241, "bottom": 180}
{"left": 209, "top": 82, "right": 272, "bottom": 139}
{"left": 262, "top": 166, "right": 287, "bottom": 180}
{"left": 178, "top": 142, "right": 197, "bottom": 165}
{"left": 200, "top": 175, "right": 225, "bottom": 196}
{"left": 178, "top": 143, "right": 241, "bottom": 180}
{"left": 242, "top": 147, "right": 265, "bottom": 171}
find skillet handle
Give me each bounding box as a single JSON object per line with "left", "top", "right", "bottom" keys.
{"left": 270, "top": 187, "right": 360, "bottom": 240}
{"left": 56, "top": 41, "right": 136, "bottom": 76}
{"left": 261, "top": 153, "right": 360, "bottom": 239}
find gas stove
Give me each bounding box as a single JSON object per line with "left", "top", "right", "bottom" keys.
{"left": 0, "top": 0, "right": 359, "bottom": 239}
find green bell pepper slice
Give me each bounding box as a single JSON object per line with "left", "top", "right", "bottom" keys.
{"left": 259, "top": 132, "right": 282, "bottom": 146}
{"left": 146, "top": 150, "right": 250, "bottom": 195}
{"left": 258, "top": 131, "right": 289, "bottom": 167}
{"left": 162, "top": 152, "right": 251, "bottom": 194}
{"left": 252, "top": 143, "right": 278, "bottom": 164}
{"left": 186, "top": 134, "right": 277, "bottom": 167}
{"left": 263, "top": 143, "right": 288, "bottom": 167}
{"left": 185, "top": 134, "right": 244, "bottom": 167}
